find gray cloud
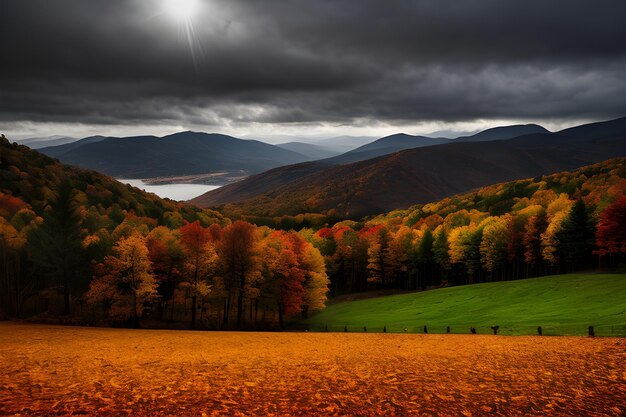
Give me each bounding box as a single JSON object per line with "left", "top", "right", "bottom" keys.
{"left": 1, "top": 0, "right": 626, "bottom": 132}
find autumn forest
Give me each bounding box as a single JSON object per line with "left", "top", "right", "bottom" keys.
{"left": 1, "top": 136, "right": 625, "bottom": 330}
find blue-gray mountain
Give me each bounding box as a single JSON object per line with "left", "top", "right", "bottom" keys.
{"left": 40, "top": 132, "right": 312, "bottom": 179}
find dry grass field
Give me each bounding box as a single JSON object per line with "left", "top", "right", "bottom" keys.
{"left": 0, "top": 322, "right": 624, "bottom": 416}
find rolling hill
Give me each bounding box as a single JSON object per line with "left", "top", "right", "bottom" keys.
{"left": 192, "top": 117, "right": 626, "bottom": 218}
{"left": 39, "top": 135, "right": 107, "bottom": 157}
{"left": 326, "top": 124, "right": 549, "bottom": 165}
{"left": 300, "top": 273, "right": 626, "bottom": 336}
{"left": 455, "top": 123, "right": 549, "bottom": 142}
{"left": 40, "top": 131, "right": 311, "bottom": 179}
{"left": 327, "top": 134, "right": 450, "bottom": 164}
{"left": 15, "top": 135, "right": 78, "bottom": 149}
{"left": 276, "top": 142, "right": 341, "bottom": 160}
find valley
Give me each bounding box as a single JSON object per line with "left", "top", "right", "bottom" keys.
{"left": 117, "top": 179, "right": 221, "bottom": 201}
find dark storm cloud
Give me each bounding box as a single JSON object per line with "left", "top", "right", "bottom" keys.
{"left": 1, "top": 0, "right": 626, "bottom": 128}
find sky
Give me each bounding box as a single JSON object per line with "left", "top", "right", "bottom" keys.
{"left": 1, "top": 0, "right": 626, "bottom": 142}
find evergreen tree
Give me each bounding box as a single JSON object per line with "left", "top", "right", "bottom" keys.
{"left": 28, "top": 180, "right": 86, "bottom": 315}
{"left": 556, "top": 200, "right": 595, "bottom": 271}
{"left": 432, "top": 228, "right": 450, "bottom": 282}
{"left": 416, "top": 229, "right": 434, "bottom": 287}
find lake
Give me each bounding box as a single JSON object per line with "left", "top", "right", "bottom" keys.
{"left": 118, "top": 179, "right": 221, "bottom": 201}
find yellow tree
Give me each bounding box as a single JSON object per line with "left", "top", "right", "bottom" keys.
{"left": 87, "top": 232, "right": 158, "bottom": 326}
{"left": 479, "top": 215, "right": 512, "bottom": 277}
{"left": 448, "top": 225, "right": 473, "bottom": 265}
{"left": 384, "top": 226, "right": 413, "bottom": 288}
{"left": 300, "top": 243, "right": 329, "bottom": 316}
{"left": 541, "top": 194, "right": 574, "bottom": 267}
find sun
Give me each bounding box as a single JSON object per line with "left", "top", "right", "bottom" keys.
{"left": 164, "top": 0, "right": 198, "bottom": 20}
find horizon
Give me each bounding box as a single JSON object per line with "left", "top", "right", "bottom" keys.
{"left": 8, "top": 116, "right": 620, "bottom": 145}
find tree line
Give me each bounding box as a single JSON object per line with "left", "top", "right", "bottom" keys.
{"left": 0, "top": 136, "right": 328, "bottom": 328}
{"left": 300, "top": 159, "right": 626, "bottom": 294}
{"left": 0, "top": 185, "right": 329, "bottom": 328}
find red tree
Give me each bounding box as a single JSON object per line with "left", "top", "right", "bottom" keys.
{"left": 179, "top": 221, "right": 213, "bottom": 328}
{"left": 218, "top": 221, "right": 258, "bottom": 328}
{"left": 595, "top": 195, "right": 626, "bottom": 259}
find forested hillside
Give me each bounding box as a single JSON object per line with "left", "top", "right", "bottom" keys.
{"left": 195, "top": 117, "right": 626, "bottom": 222}
{"left": 298, "top": 158, "right": 626, "bottom": 294}
{"left": 0, "top": 136, "right": 328, "bottom": 328}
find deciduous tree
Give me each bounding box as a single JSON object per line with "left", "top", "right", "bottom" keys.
{"left": 218, "top": 221, "right": 259, "bottom": 328}
{"left": 87, "top": 232, "right": 158, "bottom": 326}
{"left": 595, "top": 195, "right": 626, "bottom": 264}
{"left": 179, "top": 221, "right": 217, "bottom": 328}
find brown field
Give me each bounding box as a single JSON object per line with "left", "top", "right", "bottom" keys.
{"left": 0, "top": 323, "right": 624, "bottom": 416}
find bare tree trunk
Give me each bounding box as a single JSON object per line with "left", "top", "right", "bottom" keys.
{"left": 236, "top": 266, "right": 246, "bottom": 328}
{"left": 278, "top": 302, "right": 284, "bottom": 329}
{"left": 191, "top": 295, "right": 197, "bottom": 328}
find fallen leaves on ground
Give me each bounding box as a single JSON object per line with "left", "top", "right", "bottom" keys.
{"left": 0, "top": 322, "right": 624, "bottom": 416}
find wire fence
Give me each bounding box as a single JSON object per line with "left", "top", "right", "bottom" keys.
{"left": 297, "top": 323, "right": 626, "bottom": 337}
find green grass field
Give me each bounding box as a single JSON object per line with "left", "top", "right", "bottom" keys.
{"left": 302, "top": 274, "right": 626, "bottom": 336}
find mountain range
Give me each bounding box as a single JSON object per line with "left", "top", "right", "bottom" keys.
{"left": 37, "top": 124, "right": 554, "bottom": 181}
{"left": 39, "top": 132, "right": 314, "bottom": 179}
{"left": 15, "top": 135, "right": 78, "bottom": 149}
{"left": 276, "top": 142, "right": 341, "bottom": 160}
{"left": 191, "top": 117, "right": 626, "bottom": 219}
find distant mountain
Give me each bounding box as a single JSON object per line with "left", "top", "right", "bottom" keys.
{"left": 425, "top": 129, "right": 478, "bottom": 138}
{"left": 192, "top": 117, "right": 626, "bottom": 219}
{"left": 313, "top": 136, "right": 376, "bottom": 153}
{"left": 276, "top": 142, "right": 341, "bottom": 160}
{"left": 40, "top": 135, "right": 107, "bottom": 157}
{"left": 321, "top": 124, "right": 548, "bottom": 165}
{"left": 39, "top": 131, "right": 310, "bottom": 179}
{"left": 456, "top": 124, "right": 549, "bottom": 142}
{"left": 16, "top": 135, "right": 77, "bottom": 149}
{"left": 328, "top": 134, "right": 450, "bottom": 164}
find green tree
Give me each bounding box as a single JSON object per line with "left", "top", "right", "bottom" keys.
{"left": 416, "top": 229, "right": 434, "bottom": 287}
{"left": 28, "top": 180, "right": 86, "bottom": 315}
{"left": 556, "top": 200, "right": 595, "bottom": 271}
{"left": 432, "top": 229, "right": 450, "bottom": 270}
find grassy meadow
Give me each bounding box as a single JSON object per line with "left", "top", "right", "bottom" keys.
{"left": 302, "top": 273, "right": 626, "bottom": 336}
